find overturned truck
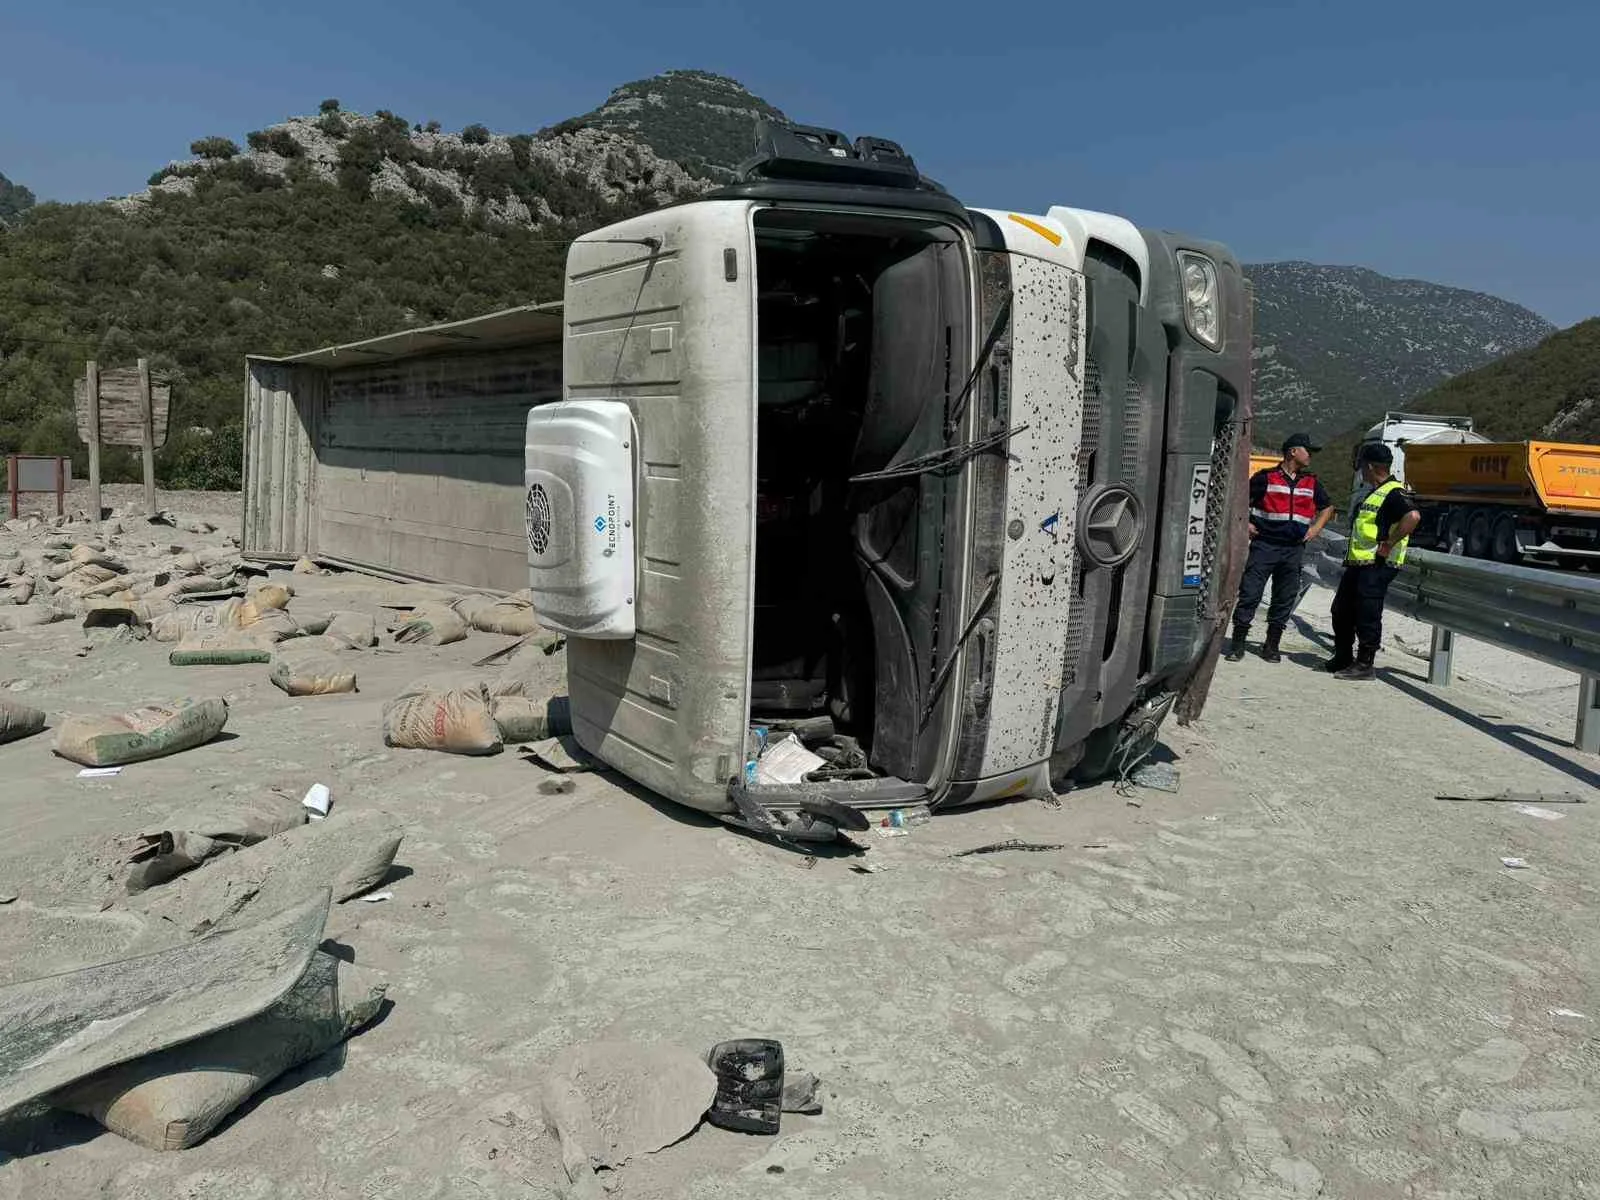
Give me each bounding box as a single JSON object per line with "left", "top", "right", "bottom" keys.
{"left": 525, "top": 124, "right": 1252, "bottom": 841}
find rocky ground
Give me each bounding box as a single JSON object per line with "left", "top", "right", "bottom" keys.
{"left": 1, "top": 494, "right": 1597, "bottom": 1199}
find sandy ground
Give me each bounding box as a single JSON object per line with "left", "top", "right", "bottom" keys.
{"left": 2, "top": 501, "right": 1599, "bottom": 1200}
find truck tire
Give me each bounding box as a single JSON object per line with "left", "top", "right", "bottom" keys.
{"left": 1490, "top": 513, "right": 1519, "bottom": 564}
{"left": 1465, "top": 510, "right": 1491, "bottom": 559}
{"left": 1443, "top": 508, "right": 1468, "bottom": 554}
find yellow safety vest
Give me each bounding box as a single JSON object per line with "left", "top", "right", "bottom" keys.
{"left": 1347, "top": 479, "right": 1410, "bottom": 566}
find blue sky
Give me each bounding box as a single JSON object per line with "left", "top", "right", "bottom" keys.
{"left": 2, "top": 0, "right": 1595, "bottom": 325}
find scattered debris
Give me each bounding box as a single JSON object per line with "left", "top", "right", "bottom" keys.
{"left": 361, "top": 891, "right": 394, "bottom": 903}
{"left": 524, "top": 735, "right": 593, "bottom": 774}
{"left": 125, "top": 792, "right": 309, "bottom": 893}
{"left": 383, "top": 684, "right": 502, "bottom": 755}
{"left": 539, "top": 777, "right": 578, "bottom": 796}
{"left": 292, "top": 557, "right": 325, "bottom": 575}
{"left": 781, "top": 1071, "right": 823, "bottom": 1116}
{"left": 953, "top": 839, "right": 1066, "bottom": 857}
{"left": 53, "top": 696, "right": 229, "bottom": 767}
{"left": 1515, "top": 805, "right": 1565, "bottom": 822}
{"left": 876, "top": 806, "right": 932, "bottom": 830}
{"left": 1438, "top": 791, "right": 1587, "bottom": 804}
{"left": 0, "top": 894, "right": 17, "bottom": 905}
{"left": 1500, "top": 857, "right": 1529, "bottom": 870}
{"left": 541, "top": 1041, "right": 717, "bottom": 1187}
{"left": 1549, "top": 1008, "right": 1589, "bottom": 1020}
{"left": 706, "top": 1039, "right": 784, "bottom": 1134}
{"left": 1129, "top": 761, "right": 1181, "bottom": 792}
{"left": 49, "top": 949, "right": 386, "bottom": 1151}
{"left": 124, "top": 810, "right": 404, "bottom": 944}
{"left": 302, "top": 783, "right": 332, "bottom": 818}
{"left": 77, "top": 766, "right": 123, "bottom": 779}
{"left": 755, "top": 734, "right": 828, "bottom": 785}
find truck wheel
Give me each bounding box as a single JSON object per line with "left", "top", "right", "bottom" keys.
{"left": 1490, "top": 514, "right": 1519, "bottom": 564}
{"left": 1443, "top": 508, "right": 1468, "bottom": 554}
{"left": 1465, "top": 510, "right": 1491, "bottom": 559}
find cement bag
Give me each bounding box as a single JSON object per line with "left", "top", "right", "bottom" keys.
{"left": 270, "top": 640, "right": 358, "bottom": 696}
{"left": 249, "top": 583, "right": 293, "bottom": 611}
{"left": 52, "top": 562, "right": 121, "bottom": 589}
{"left": 467, "top": 590, "right": 543, "bottom": 637}
{"left": 0, "top": 605, "right": 70, "bottom": 631}
{"left": 168, "top": 631, "right": 274, "bottom": 666}
{"left": 149, "top": 599, "right": 248, "bottom": 643}
{"left": 449, "top": 594, "right": 498, "bottom": 626}
{"left": 125, "top": 792, "right": 307, "bottom": 892}
{"left": 127, "top": 809, "right": 405, "bottom": 942}
{"left": 49, "top": 951, "right": 387, "bottom": 1151}
{"left": 393, "top": 604, "right": 468, "bottom": 646}
{"left": 492, "top": 694, "right": 573, "bottom": 744}
{"left": 0, "top": 697, "right": 47, "bottom": 745}
{"left": 53, "top": 696, "right": 229, "bottom": 767}
{"left": 244, "top": 606, "right": 301, "bottom": 642}
{"left": 383, "top": 683, "right": 501, "bottom": 754}
{"left": 324, "top": 611, "right": 377, "bottom": 649}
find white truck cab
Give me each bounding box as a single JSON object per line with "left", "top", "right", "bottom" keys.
{"left": 525, "top": 124, "right": 1253, "bottom": 841}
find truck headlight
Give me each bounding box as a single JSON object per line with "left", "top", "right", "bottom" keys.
{"left": 1177, "top": 252, "right": 1221, "bottom": 349}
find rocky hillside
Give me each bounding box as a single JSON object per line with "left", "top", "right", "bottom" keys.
{"left": 127, "top": 102, "right": 704, "bottom": 227}
{"left": 1247, "top": 262, "right": 1555, "bottom": 439}
{"left": 562, "top": 69, "right": 789, "bottom": 180}
{"left": 0, "top": 170, "right": 35, "bottom": 222}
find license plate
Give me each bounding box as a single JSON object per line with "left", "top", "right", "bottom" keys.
{"left": 1183, "top": 463, "right": 1211, "bottom": 587}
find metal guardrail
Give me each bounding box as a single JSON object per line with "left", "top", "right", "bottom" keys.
{"left": 1383, "top": 547, "right": 1600, "bottom": 754}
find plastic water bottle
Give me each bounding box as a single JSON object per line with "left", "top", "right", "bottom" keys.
{"left": 743, "top": 726, "right": 769, "bottom": 787}
{"left": 879, "top": 805, "right": 933, "bottom": 829}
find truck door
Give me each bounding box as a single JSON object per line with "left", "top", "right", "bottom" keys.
{"left": 559, "top": 200, "right": 759, "bottom": 813}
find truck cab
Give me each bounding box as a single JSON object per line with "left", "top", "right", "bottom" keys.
{"left": 524, "top": 124, "right": 1252, "bottom": 841}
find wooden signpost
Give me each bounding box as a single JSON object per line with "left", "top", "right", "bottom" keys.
{"left": 74, "top": 359, "right": 171, "bottom": 520}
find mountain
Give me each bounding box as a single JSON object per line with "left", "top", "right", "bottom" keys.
{"left": 1245, "top": 262, "right": 1555, "bottom": 440}
{"left": 0, "top": 70, "right": 1577, "bottom": 496}
{"left": 0, "top": 171, "right": 36, "bottom": 222}
{"left": 560, "top": 69, "right": 789, "bottom": 180}
{"left": 0, "top": 91, "right": 720, "bottom": 489}
{"left": 1404, "top": 318, "right": 1600, "bottom": 444}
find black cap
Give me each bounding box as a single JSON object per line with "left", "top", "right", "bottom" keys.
{"left": 1357, "top": 441, "right": 1394, "bottom": 466}
{"left": 1282, "top": 432, "right": 1322, "bottom": 454}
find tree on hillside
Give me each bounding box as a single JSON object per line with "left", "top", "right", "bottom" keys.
{"left": 320, "top": 98, "right": 341, "bottom": 114}
{"left": 190, "top": 136, "right": 240, "bottom": 160}
{"left": 461, "top": 123, "right": 491, "bottom": 145}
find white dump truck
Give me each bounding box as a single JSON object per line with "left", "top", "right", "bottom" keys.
{"left": 523, "top": 124, "right": 1253, "bottom": 841}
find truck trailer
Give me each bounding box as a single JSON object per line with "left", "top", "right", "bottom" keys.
{"left": 1401, "top": 439, "right": 1600, "bottom": 564}
{"left": 522, "top": 124, "right": 1252, "bottom": 842}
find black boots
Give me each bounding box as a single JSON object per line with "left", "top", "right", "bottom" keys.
{"left": 1334, "top": 651, "right": 1376, "bottom": 681}
{"left": 1262, "top": 626, "right": 1283, "bottom": 663}
{"left": 1223, "top": 625, "right": 1247, "bottom": 662}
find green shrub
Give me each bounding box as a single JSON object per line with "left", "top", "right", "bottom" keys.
{"left": 320, "top": 98, "right": 341, "bottom": 114}
{"left": 190, "top": 136, "right": 240, "bottom": 160}
{"left": 246, "top": 129, "right": 302, "bottom": 157}
{"left": 461, "top": 123, "right": 491, "bottom": 145}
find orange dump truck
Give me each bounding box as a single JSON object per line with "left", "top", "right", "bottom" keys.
{"left": 1248, "top": 452, "right": 1277, "bottom": 476}
{"left": 1402, "top": 440, "right": 1600, "bottom": 564}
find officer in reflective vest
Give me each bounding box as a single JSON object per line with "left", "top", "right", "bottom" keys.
{"left": 1328, "top": 442, "right": 1421, "bottom": 680}
{"left": 1224, "top": 433, "right": 1335, "bottom": 663}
